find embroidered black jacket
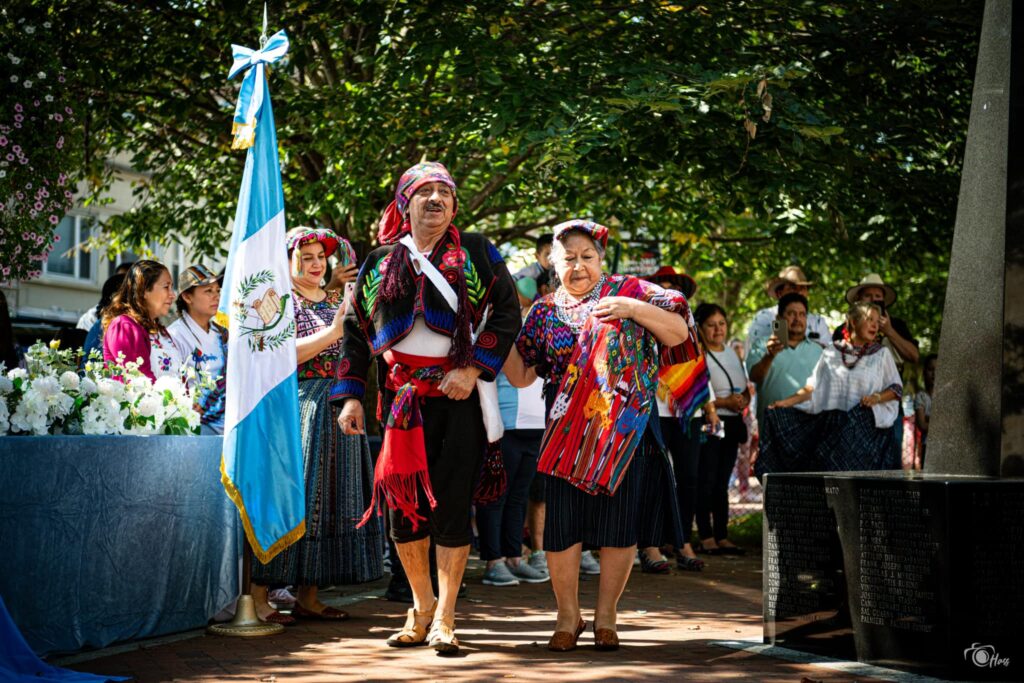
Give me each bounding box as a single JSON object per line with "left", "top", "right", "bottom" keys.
{"left": 329, "top": 230, "right": 521, "bottom": 404}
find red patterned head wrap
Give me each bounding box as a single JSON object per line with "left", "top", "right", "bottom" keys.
{"left": 377, "top": 161, "right": 458, "bottom": 245}
{"left": 553, "top": 219, "right": 610, "bottom": 249}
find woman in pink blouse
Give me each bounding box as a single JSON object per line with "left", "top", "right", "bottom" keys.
{"left": 102, "top": 260, "right": 184, "bottom": 380}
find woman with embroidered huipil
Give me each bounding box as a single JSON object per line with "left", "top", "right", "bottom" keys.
{"left": 503, "top": 220, "right": 700, "bottom": 653}
{"left": 249, "top": 227, "right": 383, "bottom": 626}
{"left": 103, "top": 260, "right": 186, "bottom": 381}
{"left": 758, "top": 301, "right": 903, "bottom": 475}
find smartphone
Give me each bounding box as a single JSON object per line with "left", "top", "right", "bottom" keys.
{"left": 772, "top": 318, "right": 790, "bottom": 347}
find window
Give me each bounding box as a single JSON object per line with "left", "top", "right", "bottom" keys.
{"left": 43, "top": 215, "right": 97, "bottom": 282}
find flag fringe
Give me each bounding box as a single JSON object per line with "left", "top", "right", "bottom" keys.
{"left": 231, "top": 121, "right": 256, "bottom": 150}
{"left": 220, "top": 455, "right": 306, "bottom": 564}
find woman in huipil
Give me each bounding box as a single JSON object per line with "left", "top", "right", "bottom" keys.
{"left": 249, "top": 227, "right": 383, "bottom": 625}
{"left": 503, "top": 219, "right": 699, "bottom": 652}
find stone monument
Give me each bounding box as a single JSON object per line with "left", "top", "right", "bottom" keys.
{"left": 762, "top": 1, "right": 1024, "bottom": 679}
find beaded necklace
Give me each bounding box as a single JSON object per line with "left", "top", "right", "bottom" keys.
{"left": 554, "top": 275, "right": 607, "bottom": 333}
{"left": 835, "top": 338, "right": 877, "bottom": 369}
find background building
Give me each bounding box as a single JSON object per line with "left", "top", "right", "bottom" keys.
{"left": 1, "top": 158, "right": 222, "bottom": 350}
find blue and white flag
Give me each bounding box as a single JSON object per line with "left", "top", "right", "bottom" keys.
{"left": 218, "top": 29, "right": 305, "bottom": 564}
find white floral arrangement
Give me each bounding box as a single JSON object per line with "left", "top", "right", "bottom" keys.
{"left": 0, "top": 341, "right": 204, "bottom": 436}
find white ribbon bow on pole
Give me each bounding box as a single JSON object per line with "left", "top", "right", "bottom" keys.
{"left": 227, "top": 29, "right": 289, "bottom": 150}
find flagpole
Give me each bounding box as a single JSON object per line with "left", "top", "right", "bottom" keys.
{"left": 208, "top": 4, "right": 286, "bottom": 638}
{"left": 207, "top": 536, "right": 282, "bottom": 637}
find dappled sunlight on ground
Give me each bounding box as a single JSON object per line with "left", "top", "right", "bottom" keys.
{"left": 70, "top": 552, "right": 888, "bottom": 682}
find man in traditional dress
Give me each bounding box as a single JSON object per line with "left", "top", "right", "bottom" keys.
{"left": 331, "top": 161, "right": 520, "bottom": 654}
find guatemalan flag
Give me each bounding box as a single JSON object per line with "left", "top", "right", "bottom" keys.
{"left": 218, "top": 29, "right": 305, "bottom": 564}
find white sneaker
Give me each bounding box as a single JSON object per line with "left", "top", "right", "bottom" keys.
{"left": 482, "top": 562, "right": 520, "bottom": 586}
{"left": 528, "top": 550, "right": 549, "bottom": 576}
{"left": 268, "top": 587, "right": 297, "bottom": 607}
{"left": 580, "top": 550, "right": 601, "bottom": 575}
{"left": 508, "top": 560, "right": 550, "bottom": 584}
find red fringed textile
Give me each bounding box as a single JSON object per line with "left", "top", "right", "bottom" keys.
{"left": 536, "top": 276, "right": 700, "bottom": 496}
{"left": 356, "top": 350, "right": 449, "bottom": 530}
{"left": 472, "top": 440, "right": 507, "bottom": 505}
{"left": 538, "top": 280, "right": 659, "bottom": 496}
{"left": 377, "top": 200, "right": 406, "bottom": 246}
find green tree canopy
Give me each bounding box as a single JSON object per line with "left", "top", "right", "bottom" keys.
{"left": 34, "top": 0, "right": 983, "bottom": 347}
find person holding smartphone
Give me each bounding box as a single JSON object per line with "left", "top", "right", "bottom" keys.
{"left": 249, "top": 226, "right": 383, "bottom": 626}
{"left": 745, "top": 293, "right": 823, "bottom": 428}
{"left": 832, "top": 273, "right": 919, "bottom": 366}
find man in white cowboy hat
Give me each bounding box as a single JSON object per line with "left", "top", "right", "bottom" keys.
{"left": 744, "top": 265, "right": 831, "bottom": 356}
{"left": 832, "top": 273, "right": 919, "bottom": 365}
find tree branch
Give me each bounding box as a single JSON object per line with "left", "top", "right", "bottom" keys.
{"left": 464, "top": 147, "right": 535, "bottom": 214}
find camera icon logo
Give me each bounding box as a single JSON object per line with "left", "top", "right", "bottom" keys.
{"left": 964, "top": 642, "right": 1010, "bottom": 668}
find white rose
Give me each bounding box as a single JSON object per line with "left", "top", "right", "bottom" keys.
{"left": 0, "top": 376, "right": 13, "bottom": 393}
{"left": 136, "top": 395, "right": 162, "bottom": 418}
{"left": 8, "top": 368, "right": 27, "bottom": 382}
{"left": 32, "top": 376, "right": 61, "bottom": 398}
{"left": 79, "top": 377, "right": 98, "bottom": 395}
{"left": 152, "top": 375, "right": 183, "bottom": 394}
{"left": 97, "top": 378, "right": 124, "bottom": 399}
{"left": 59, "top": 371, "right": 80, "bottom": 391}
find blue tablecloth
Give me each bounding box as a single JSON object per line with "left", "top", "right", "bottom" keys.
{"left": 0, "top": 436, "right": 239, "bottom": 656}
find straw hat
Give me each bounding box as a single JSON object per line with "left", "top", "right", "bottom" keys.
{"left": 764, "top": 265, "right": 813, "bottom": 298}
{"left": 845, "top": 273, "right": 897, "bottom": 307}
{"left": 643, "top": 265, "right": 697, "bottom": 299}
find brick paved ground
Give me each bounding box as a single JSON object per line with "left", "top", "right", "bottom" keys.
{"left": 70, "top": 551, "right": 886, "bottom": 683}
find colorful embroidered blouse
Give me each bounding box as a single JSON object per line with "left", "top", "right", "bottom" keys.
{"left": 516, "top": 275, "right": 700, "bottom": 495}
{"left": 517, "top": 275, "right": 699, "bottom": 389}
{"left": 295, "top": 289, "right": 343, "bottom": 379}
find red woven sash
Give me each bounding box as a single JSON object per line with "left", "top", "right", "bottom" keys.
{"left": 356, "top": 350, "right": 449, "bottom": 530}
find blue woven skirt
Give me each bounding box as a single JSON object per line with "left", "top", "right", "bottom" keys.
{"left": 756, "top": 404, "right": 900, "bottom": 479}
{"left": 251, "top": 378, "right": 384, "bottom": 586}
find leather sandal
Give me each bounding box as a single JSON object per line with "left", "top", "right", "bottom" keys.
{"left": 428, "top": 616, "right": 459, "bottom": 655}
{"left": 547, "top": 619, "right": 585, "bottom": 652}
{"left": 261, "top": 610, "right": 296, "bottom": 626}
{"left": 639, "top": 551, "right": 671, "bottom": 574}
{"left": 676, "top": 554, "right": 705, "bottom": 572}
{"left": 386, "top": 600, "right": 436, "bottom": 648}
{"left": 594, "top": 624, "right": 620, "bottom": 651}
{"left": 292, "top": 604, "right": 350, "bottom": 621}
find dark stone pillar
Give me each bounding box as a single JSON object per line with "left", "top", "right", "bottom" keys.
{"left": 763, "top": 3, "right": 1024, "bottom": 679}
{"left": 927, "top": 0, "right": 1021, "bottom": 476}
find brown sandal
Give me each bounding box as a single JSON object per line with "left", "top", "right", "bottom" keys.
{"left": 386, "top": 600, "right": 436, "bottom": 648}
{"left": 261, "top": 610, "right": 296, "bottom": 626}
{"left": 547, "top": 619, "right": 585, "bottom": 652}
{"left": 594, "top": 625, "right": 620, "bottom": 651}
{"left": 428, "top": 616, "right": 459, "bottom": 655}
{"left": 292, "top": 604, "right": 350, "bottom": 621}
